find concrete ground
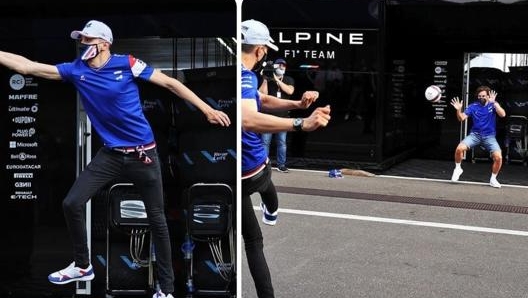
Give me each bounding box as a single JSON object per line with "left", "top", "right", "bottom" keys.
{"left": 242, "top": 161, "right": 528, "bottom": 298}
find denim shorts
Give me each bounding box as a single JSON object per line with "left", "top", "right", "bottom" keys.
{"left": 462, "top": 132, "right": 501, "bottom": 153}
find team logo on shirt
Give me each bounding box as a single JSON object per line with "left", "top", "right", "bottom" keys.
{"left": 114, "top": 70, "right": 123, "bottom": 81}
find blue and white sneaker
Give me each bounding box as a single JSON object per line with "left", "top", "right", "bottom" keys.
{"left": 153, "top": 290, "right": 175, "bottom": 298}
{"left": 48, "top": 262, "right": 94, "bottom": 284}
{"left": 260, "top": 202, "right": 278, "bottom": 226}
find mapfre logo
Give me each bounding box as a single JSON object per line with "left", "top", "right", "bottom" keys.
{"left": 8, "top": 94, "right": 38, "bottom": 100}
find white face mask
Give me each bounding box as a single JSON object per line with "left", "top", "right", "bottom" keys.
{"left": 274, "top": 68, "right": 285, "bottom": 76}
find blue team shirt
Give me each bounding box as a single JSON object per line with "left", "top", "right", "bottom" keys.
{"left": 464, "top": 101, "right": 497, "bottom": 136}
{"left": 241, "top": 65, "right": 267, "bottom": 174}
{"left": 56, "top": 54, "right": 154, "bottom": 148}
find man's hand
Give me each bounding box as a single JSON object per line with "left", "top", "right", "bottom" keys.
{"left": 302, "top": 105, "right": 331, "bottom": 131}
{"left": 300, "top": 91, "right": 319, "bottom": 108}
{"left": 205, "top": 109, "right": 231, "bottom": 127}
{"left": 489, "top": 90, "right": 497, "bottom": 103}
{"left": 450, "top": 97, "right": 463, "bottom": 111}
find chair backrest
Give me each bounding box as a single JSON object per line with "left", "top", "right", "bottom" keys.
{"left": 108, "top": 183, "right": 150, "bottom": 228}
{"left": 186, "top": 183, "right": 233, "bottom": 241}
{"left": 507, "top": 115, "right": 528, "bottom": 136}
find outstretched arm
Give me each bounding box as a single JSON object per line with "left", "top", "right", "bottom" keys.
{"left": 488, "top": 90, "right": 506, "bottom": 118}
{"left": 450, "top": 96, "right": 468, "bottom": 122}
{"left": 242, "top": 99, "right": 331, "bottom": 133}
{"left": 149, "top": 69, "right": 231, "bottom": 127}
{"left": 260, "top": 90, "right": 319, "bottom": 112}
{"left": 0, "top": 51, "right": 61, "bottom": 80}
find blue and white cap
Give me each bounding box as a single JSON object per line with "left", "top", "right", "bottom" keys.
{"left": 241, "top": 19, "right": 278, "bottom": 51}
{"left": 71, "top": 20, "right": 113, "bottom": 44}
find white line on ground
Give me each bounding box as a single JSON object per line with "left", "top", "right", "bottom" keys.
{"left": 276, "top": 167, "right": 528, "bottom": 189}
{"left": 253, "top": 206, "right": 528, "bottom": 236}
{"left": 377, "top": 174, "right": 528, "bottom": 189}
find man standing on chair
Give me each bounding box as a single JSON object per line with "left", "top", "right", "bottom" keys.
{"left": 259, "top": 58, "right": 295, "bottom": 173}
{"left": 0, "top": 20, "right": 230, "bottom": 298}
{"left": 450, "top": 85, "right": 506, "bottom": 188}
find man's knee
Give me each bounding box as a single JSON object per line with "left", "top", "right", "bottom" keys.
{"left": 491, "top": 151, "right": 502, "bottom": 162}
{"left": 455, "top": 143, "right": 468, "bottom": 153}
{"left": 62, "top": 196, "right": 79, "bottom": 213}
{"left": 244, "top": 235, "right": 264, "bottom": 251}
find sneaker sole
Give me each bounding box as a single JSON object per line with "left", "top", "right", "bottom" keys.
{"left": 262, "top": 219, "right": 277, "bottom": 226}
{"left": 451, "top": 176, "right": 462, "bottom": 182}
{"left": 49, "top": 274, "right": 95, "bottom": 285}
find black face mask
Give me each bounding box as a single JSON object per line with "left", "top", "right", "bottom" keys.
{"left": 252, "top": 51, "right": 268, "bottom": 73}
{"left": 78, "top": 43, "right": 101, "bottom": 61}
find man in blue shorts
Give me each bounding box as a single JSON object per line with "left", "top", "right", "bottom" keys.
{"left": 241, "top": 19, "right": 331, "bottom": 298}
{"left": 450, "top": 85, "right": 506, "bottom": 188}
{"left": 0, "top": 20, "right": 231, "bottom": 298}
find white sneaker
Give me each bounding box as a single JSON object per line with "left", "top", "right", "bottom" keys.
{"left": 490, "top": 178, "right": 501, "bottom": 188}
{"left": 153, "top": 290, "right": 174, "bottom": 298}
{"left": 451, "top": 168, "right": 463, "bottom": 182}
{"left": 48, "top": 262, "right": 94, "bottom": 285}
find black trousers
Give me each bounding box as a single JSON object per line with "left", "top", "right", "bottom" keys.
{"left": 62, "top": 147, "right": 175, "bottom": 294}
{"left": 242, "top": 163, "right": 276, "bottom": 298}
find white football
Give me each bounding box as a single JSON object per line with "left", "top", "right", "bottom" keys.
{"left": 425, "top": 85, "right": 442, "bottom": 102}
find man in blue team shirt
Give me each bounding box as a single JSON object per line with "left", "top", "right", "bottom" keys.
{"left": 450, "top": 85, "right": 506, "bottom": 188}
{"left": 0, "top": 20, "right": 230, "bottom": 298}
{"left": 241, "top": 19, "right": 331, "bottom": 298}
